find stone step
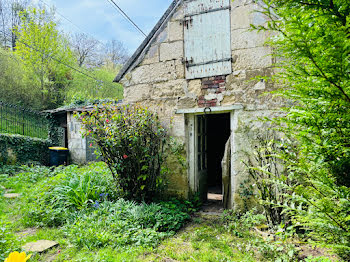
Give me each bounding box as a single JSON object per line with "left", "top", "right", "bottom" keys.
{"left": 3, "top": 193, "right": 20, "bottom": 199}
{"left": 22, "top": 240, "right": 59, "bottom": 253}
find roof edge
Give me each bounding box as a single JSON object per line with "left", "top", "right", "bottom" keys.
{"left": 114, "top": 0, "right": 182, "bottom": 83}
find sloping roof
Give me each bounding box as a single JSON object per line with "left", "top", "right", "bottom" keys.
{"left": 114, "top": 0, "right": 182, "bottom": 83}
{"left": 43, "top": 105, "right": 95, "bottom": 115}
{"left": 44, "top": 100, "right": 123, "bottom": 115}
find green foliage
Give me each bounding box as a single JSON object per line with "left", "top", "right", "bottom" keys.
{"left": 0, "top": 49, "right": 42, "bottom": 109}
{"left": 65, "top": 66, "right": 123, "bottom": 104}
{"left": 222, "top": 209, "right": 297, "bottom": 261}
{"left": 80, "top": 104, "right": 168, "bottom": 202}
{"left": 251, "top": 0, "right": 350, "bottom": 258}
{"left": 14, "top": 7, "right": 75, "bottom": 109}
{"left": 222, "top": 208, "right": 266, "bottom": 238}
{"left": 0, "top": 133, "right": 51, "bottom": 166}
{"left": 15, "top": 163, "right": 191, "bottom": 250}
{"left": 243, "top": 132, "right": 291, "bottom": 226}
{"left": 23, "top": 163, "right": 119, "bottom": 227}
{"left": 0, "top": 222, "right": 18, "bottom": 261}
{"left": 63, "top": 200, "right": 190, "bottom": 249}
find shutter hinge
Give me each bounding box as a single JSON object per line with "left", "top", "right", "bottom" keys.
{"left": 182, "top": 57, "right": 194, "bottom": 68}
{"left": 185, "top": 58, "right": 231, "bottom": 68}
{"left": 182, "top": 17, "right": 193, "bottom": 29}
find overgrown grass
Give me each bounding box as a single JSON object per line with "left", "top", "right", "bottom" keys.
{"left": 0, "top": 163, "right": 342, "bottom": 261}
{"left": 0, "top": 163, "right": 193, "bottom": 260}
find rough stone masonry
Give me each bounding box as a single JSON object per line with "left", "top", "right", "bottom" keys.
{"left": 116, "top": 0, "right": 285, "bottom": 209}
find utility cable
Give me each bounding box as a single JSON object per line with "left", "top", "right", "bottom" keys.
{"left": 37, "top": 0, "right": 107, "bottom": 46}
{"left": 5, "top": 32, "right": 104, "bottom": 84}
{"left": 106, "top": 0, "right": 147, "bottom": 37}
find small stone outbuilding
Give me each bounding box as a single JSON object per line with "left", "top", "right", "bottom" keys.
{"left": 114, "top": 0, "right": 284, "bottom": 209}
{"left": 47, "top": 106, "right": 99, "bottom": 164}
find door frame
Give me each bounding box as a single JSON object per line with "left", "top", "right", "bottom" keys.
{"left": 185, "top": 107, "right": 242, "bottom": 208}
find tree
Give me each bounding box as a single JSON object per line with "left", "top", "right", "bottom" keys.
{"left": 103, "top": 39, "right": 129, "bottom": 67}
{"left": 0, "top": 0, "right": 29, "bottom": 49}
{"left": 70, "top": 32, "right": 100, "bottom": 67}
{"left": 0, "top": 48, "right": 42, "bottom": 108}
{"left": 252, "top": 0, "right": 350, "bottom": 257}
{"left": 65, "top": 65, "right": 123, "bottom": 104}
{"left": 14, "top": 7, "right": 74, "bottom": 109}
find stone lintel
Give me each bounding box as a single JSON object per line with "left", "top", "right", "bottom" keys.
{"left": 176, "top": 104, "right": 243, "bottom": 114}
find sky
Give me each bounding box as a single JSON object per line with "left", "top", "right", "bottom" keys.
{"left": 30, "top": 0, "right": 173, "bottom": 55}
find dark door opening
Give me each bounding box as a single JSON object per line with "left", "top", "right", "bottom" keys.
{"left": 206, "top": 113, "right": 231, "bottom": 201}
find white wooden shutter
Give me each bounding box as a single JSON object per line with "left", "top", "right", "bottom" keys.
{"left": 184, "top": 0, "right": 232, "bottom": 79}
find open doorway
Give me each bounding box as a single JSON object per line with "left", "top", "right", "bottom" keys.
{"left": 196, "top": 113, "right": 231, "bottom": 205}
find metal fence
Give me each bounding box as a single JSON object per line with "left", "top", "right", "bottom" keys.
{"left": 0, "top": 101, "right": 49, "bottom": 139}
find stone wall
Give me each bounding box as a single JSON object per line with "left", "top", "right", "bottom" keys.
{"left": 120, "top": 0, "right": 285, "bottom": 203}
{"left": 0, "top": 134, "right": 51, "bottom": 166}
{"left": 67, "top": 113, "right": 86, "bottom": 164}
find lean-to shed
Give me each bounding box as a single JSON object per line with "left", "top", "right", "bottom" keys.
{"left": 46, "top": 105, "right": 100, "bottom": 164}
{"left": 114, "top": 0, "right": 284, "bottom": 209}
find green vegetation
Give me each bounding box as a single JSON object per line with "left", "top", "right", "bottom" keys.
{"left": 0, "top": 3, "right": 126, "bottom": 111}
{"left": 80, "top": 105, "right": 168, "bottom": 202}
{"left": 245, "top": 0, "right": 350, "bottom": 260}
{"left": 0, "top": 134, "right": 51, "bottom": 166}
{"left": 0, "top": 163, "right": 194, "bottom": 261}
{"left": 14, "top": 8, "right": 75, "bottom": 109}
{"left": 65, "top": 65, "right": 123, "bottom": 103}
{"left": 0, "top": 164, "right": 340, "bottom": 261}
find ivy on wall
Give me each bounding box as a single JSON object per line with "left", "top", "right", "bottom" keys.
{"left": 0, "top": 134, "right": 52, "bottom": 166}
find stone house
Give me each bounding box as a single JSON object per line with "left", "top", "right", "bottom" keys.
{"left": 47, "top": 106, "right": 99, "bottom": 164}
{"left": 114, "top": 0, "right": 283, "bottom": 209}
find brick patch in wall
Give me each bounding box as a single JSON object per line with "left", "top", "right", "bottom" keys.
{"left": 197, "top": 75, "right": 226, "bottom": 107}
{"left": 198, "top": 96, "right": 218, "bottom": 107}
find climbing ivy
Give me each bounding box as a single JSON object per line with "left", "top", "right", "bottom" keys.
{"left": 0, "top": 134, "right": 51, "bottom": 166}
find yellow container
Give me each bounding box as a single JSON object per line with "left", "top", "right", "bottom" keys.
{"left": 49, "top": 147, "right": 68, "bottom": 151}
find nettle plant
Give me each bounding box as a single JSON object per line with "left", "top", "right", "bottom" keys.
{"left": 79, "top": 104, "right": 168, "bottom": 202}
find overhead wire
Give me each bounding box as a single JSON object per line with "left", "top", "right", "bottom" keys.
{"left": 36, "top": 0, "right": 107, "bottom": 46}
{"left": 5, "top": 32, "right": 104, "bottom": 84}
{"left": 106, "top": 0, "right": 147, "bottom": 37}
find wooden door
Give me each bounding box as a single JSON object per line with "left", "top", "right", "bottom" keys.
{"left": 197, "top": 115, "right": 208, "bottom": 201}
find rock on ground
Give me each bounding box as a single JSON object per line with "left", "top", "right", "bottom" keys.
{"left": 3, "top": 193, "right": 20, "bottom": 199}
{"left": 22, "top": 240, "right": 59, "bottom": 253}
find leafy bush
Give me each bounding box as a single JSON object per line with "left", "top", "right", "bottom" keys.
{"left": 23, "top": 162, "right": 193, "bottom": 249}
{"left": 0, "top": 134, "right": 51, "bottom": 166}
{"left": 24, "top": 163, "right": 119, "bottom": 227}
{"left": 0, "top": 222, "right": 17, "bottom": 261}
{"left": 243, "top": 131, "right": 292, "bottom": 226}
{"left": 63, "top": 200, "right": 191, "bottom": 249}
{"left": 22, "top": 163, "right": 192, "bottom": 250}
{"left": 251, "top": 0, "right": 350, "bottom": 258}
{"left": 80, "top": 104, "right": 168, "bottom": 202}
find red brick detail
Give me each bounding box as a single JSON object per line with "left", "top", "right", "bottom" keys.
{"left": 201, "top": 75, "right": 226, "bottom": 90}
{"left": 198, "top": 99, "right": 218, "bottom": 108}
{"left": 216, "top": 88, "right": 224, "bottom": 94}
